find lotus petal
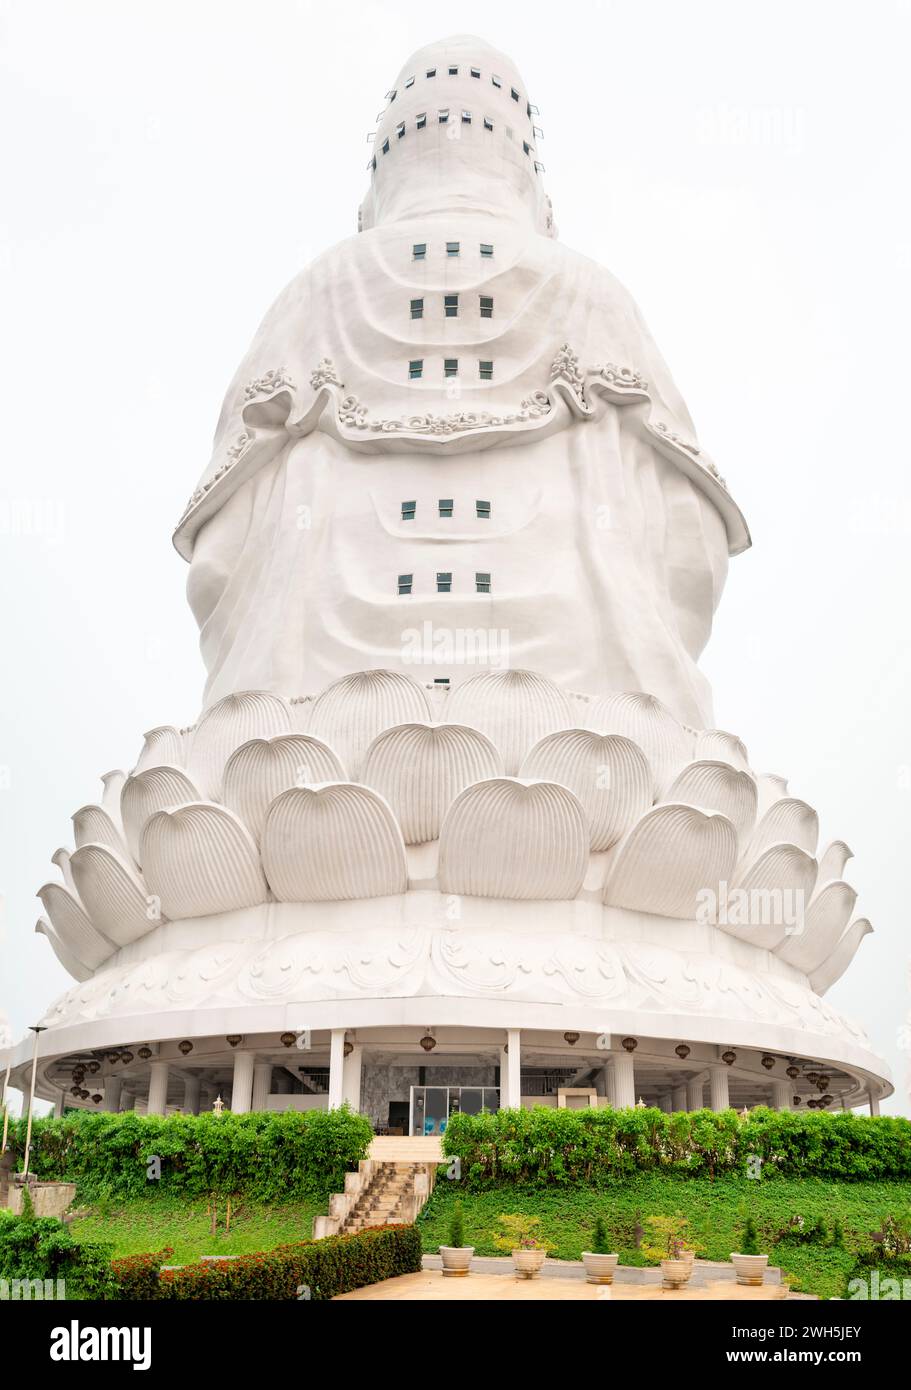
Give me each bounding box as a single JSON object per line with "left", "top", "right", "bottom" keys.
{"left": 35, "top": 917, "right": 92, "bottom": 982}
{"left": 720, "top": 844, "right": 819, "bottom": 950}
{"left": 36, "top": 882, "right": 115, "bottom": 971}
{"left": 362, "top": 723, "right": 503, "bottom": 844}
{"left": 51, "top": 847, "right": 78, "bottom": 894}
{"left": 262, "top": 784, "right": 407, "bottom": 901}
{"left": 100, "top": 771, "right": 126, "bottom": 831}
{"left": 448, "top": 670, "right": 572, "bottom": 776}
{"left": 603, "top": 803, "right": 738, "bottom": 918}
{"left": 72, "top": 805, "right": 127, "bottom": 855}
{"left": 439, "top": 778, "right": 588, "bottom": 900}
{"left": 70, "top": 844, "right": 161, "bottom": 947}
{"left": 695, "top": 730, "right": 750, "bottom": 771}
{"left": 519, "top": 730, "right": 653, "bottom": 850}
{"left": 777, "top": 880, "right": 858, "bottom": 972}
{"left": 121, "top": 766, "right": 202, "bottom": 865}
{"left": 134, "top": 726, "right": 185, "bottom": 774}
{"left": 187, "top": 691, "right": 293, "bottom": 799}
{"left": 664, "top": 761, "right": 757, "bottom": 838}
{"left": 307, "top": 670, "right": 430, "bottom": 776}
{"left": 809, "top": 918, "right": 873, "bottom": 994}
{"left": 755, "top": 773, "right": 789, "bottom": 817}
{"left": 740, "top": 798, "right": 818, "bottom": 864}
{"left": 817, "top": 840, "right": 854, "bottom": 885}
{"left": 582, "top": 692, "right": 692, "bottom": 795}
{"left": 141, "top": 803, "right": 268, "bottom": 918}
{"left": 223, "top": 735, "right": 347, "bottom": 843}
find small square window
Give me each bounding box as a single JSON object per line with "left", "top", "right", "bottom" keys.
{"left": 434, "top": 676, "right": 450, "bottom": 686}
{"left": 480, "top": 296, "right": 493, "bottom": 318}
{"left": 491, "top": 74, "right": 502, "bottom": 88}
{"left": 444, "top": 359, "right": 459, "bottom": 378}
{"left": 479, "top": 360, "right": 493, "bottom": 380}
{"left": 370, "top": 156, "right": 376, "bottom": 171}
{"left": 444, "top": 294, "right": 459, "bottom": 317}
{"left": 412, "top": 243, "right": 426, "bottom": 259}
{"left": 470, "top": 67, "right": 481, "bottom": 79}
{"left": 405, "top": 75, "right": 415, "bottom": 88}
{"left": 382, "top": 138, "right": 390, "bottom": 154}
{"left": 409, "top": 359, "right": 423, "bottom": 379}
{"left": 401, "top": 501, "right": 416, "bottom": 521}
{"left": 437, "top": 572, "right": 452, "bottom": 592}
{"left": 438, "top": 108, "right": 449, "bottom": 124}
{"left": 410, "top": 298, "right": 424, "bottom": 319}
{"left": 426, "top": 68, "right": 436, "bottom": 78}
{"left": 461, "top": 110, "right": 471, "bottom": 123}
{"left": 476, "top": 499, "right": 491, "bottom": 518}
{"left": 396, "top": 121, "right": 406, "bottom": 139}
{"left": 416, "top": 112, "right": 427, "bottom": 130}
{"left": 475, "top": 572, "right": 491, "bottom": 593}
{"left": 438, "top": 498, "right": 454, "bottom": 517}
{"left": 511, "top": 87, "right": 520, "bottom": 102}
{"left": 398, "top": 574, "right": 413, "bottom": 595}
{"left": 448, "top": 65, "right": 458, "bottom": 76}
{"left": 446, "top": 241, "right": 460, "bottom": 256}
{"left": 388, "top": 89, "right": 397, "bottom": 102}
{"left": 480, "top": 243, "right": 494, "bottom": 258}
{"left": 483, "top": 116, "right": 494, "bottom": 131}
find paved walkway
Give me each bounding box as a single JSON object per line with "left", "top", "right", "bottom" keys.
{"left": 335, "top": 1271, "right": 796, "bottom": 1301}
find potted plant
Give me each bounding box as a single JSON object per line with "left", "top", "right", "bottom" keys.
{"left": 642, "top": 1214, "right": 694, "bottom": 1289}
{"left": 494, "top": 1214, "right": 551, "bottom": 1278}
{"left": 731, "top": 1215, "right": 769, "bottom": 1286}
{"left": 582, "top": 1216, "right": 619, "bottom": 1284}
{"left": 439, "top": 1201, "right": 474, "bottom": 1277}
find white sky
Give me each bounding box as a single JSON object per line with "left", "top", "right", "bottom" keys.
{"left": 1, "top": 0, "right": 909, "bottom": 1114}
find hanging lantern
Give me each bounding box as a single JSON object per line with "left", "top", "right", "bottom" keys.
{"left": 721, "top": 1050, "right": 736, "bottom": 1066}
{"left": 280, "top": 1032, "right": 297, "bottom": 1048}
{"left": 817, "top": 1075, "right": 830, "bottom": 1090}
{"left": 343, "top": 1041, "right": 354, "bottom": 1057}
{"left": 792, "top": 1095, "right": 802, "bottom": 1105}
{"left": 226, "top": 1035, "right": 242, "bottom": 1048}
{"left": 821, "top": 1094, "right": 833, "bottom": 1106}
{"left": 786, "top": 1065, "right": 799, "bottom": 1080}
{"left": 807, "top": 1097, "right": 819, "bottom": 1109}
{"left": 92, "top": 1094, "right": 102, "bottom": 1104}
{"left": 213, "top": 1095, "right": 225, "bottom": 1116}
{"left": 621, "top": 1037, "right": 638, "bottom": 1053}
{"left": 79, "top": 1088, "right": 90, "bottom": 1100}
{"left": 420, "top": 1033, "right": 437, "bottom": 1053}
{"left": 805, "top": 1071, "right": 819, "bottom": 1084}
{"left": 563, "top": 1032, "right": 580, "bottom": 1046}
{"left": 88, "top": 1061, "right": 100, "bottom": 1074}
{"left": 106, "top": 1051, "right": 121, "bottom": 1066}
{"left": 178, "top": 1040, "right": 193, "bottom": 1056}
{"left": 138, "top": 1046, "right": 152, "bottom": 1061}
{"left": 761, "top": 1055, "right": 776, "bottom": 1071}
{"left": 120, "top": 1050, "right": 134, "bottom": 1064}
{"left": 674, "top": 1043, "right": 691, "bottom": 1060}
{"left": 70, "top": 1085, "right": 81, "bottom": 1096}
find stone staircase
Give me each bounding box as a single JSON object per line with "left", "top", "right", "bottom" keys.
{"left": 313, "top": 1138, "right": 441, "bottom": 1240}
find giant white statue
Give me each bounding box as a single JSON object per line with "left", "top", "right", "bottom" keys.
{"left": 0, "top": 37, "right": 890, "bottom": 1126}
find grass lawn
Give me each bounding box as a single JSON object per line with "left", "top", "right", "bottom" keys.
{"left": 417, "top": 1175, "right": 911, "bottom": 1299}
{"left": 68, "top": 1194, "right": 329, "bottom": 1263}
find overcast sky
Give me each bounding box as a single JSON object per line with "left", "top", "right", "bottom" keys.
{"left": 1, "top": 0, "right": 908, "bottom": 1114}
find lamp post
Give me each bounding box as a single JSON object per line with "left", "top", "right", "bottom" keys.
{"left": 1, "top": 1060, "right": 11, "bottom": 1154}
{"left": 22, "top": 1025, "right": 47, "bottom": 1179}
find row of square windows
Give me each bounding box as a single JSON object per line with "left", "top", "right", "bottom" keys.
{"left": 408, "top": 360, "right": 494, "bottom": 379}
{"left": 410, "top": 295, "right": 493, "bottom": 318}
{"left": 370, "top": 113, "right": 542, "bottom": 170}
{"left": 385, "top": 68, "right": 539, "bottom": 119}
{"left": 402, "top": 500, "right": 491, "bottom": 519}
{"left": 412, "top": 241, "right": 493, "bottom": 258}
{"left": 398, "top": 572, "right": 491, "bottom": 594}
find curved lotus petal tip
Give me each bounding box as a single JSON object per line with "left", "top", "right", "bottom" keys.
{"left": 603, "top": 803, "right": 738, "bottom": 919}
{"left": 448, "top": 669, "right": 573, "bottom": 775}
{"left": 121, "top": 766, "right": 202, "bottom": 865}
{"left": 777, "top": 880, "right": 858, "bottom": 973}
{"left": 262, "top": 783, "right": 408, "bottom": 901}
{"left": 36, "top": 882, "right": 115, "bottom": 972}
{"left": 307, "top": 670, "right": 431, "bottom": 776}
{"left": 140, "top": 802, "right": 268, "bottom": 919}
{"left": 361, "top": 722, "right": 503, "bottom": 844}
{"left": 664, "top": 760, "right": 757, "bottom": 838}
{"left": 70, "top": 843, "right": 161, "bottom": 948}
{"left": 187, "top": 691, "right": 293, "bottom": 799}
{"left": 223, "top": 734, "right": 347, "bottom": 843}
{"left": 809, "top": 918, "right": 872, "bottom": 994}
{"left": 439, "top": 777, "right": 588, "bottom": 900}
{"left": 36, "top": 917, "right": 92, "bottom": 982}
{"left": 582, "top": 691, "right": 693, "bottom": 795}
{"left": 519, "top": 730, "right": 653, "bottom": 850}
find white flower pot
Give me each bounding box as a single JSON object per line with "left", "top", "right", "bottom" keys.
{"left": 439, "top": 1245, "right": 474, "bottom": 1277}
{"left": 512, "top": 1248, "right": 546, "bottom": 1278}
{"left": 582, "top": 1252, "right": 619, "bottom": 1285}
{"left": 731, "top": 1253, "right": 769, "bottom": 1286}
{"left": 660, "top": 1258, "right": 692, "bottom": 1289}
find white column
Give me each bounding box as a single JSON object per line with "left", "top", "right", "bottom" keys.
{"left": 612, "top": 1052, "right": 636, "bottom": 1109}
{"left": 504, "top": 1029, "right": 522, "bottom": 1108}
{"left": 869, "top": 1092, "right": 880, "bottom": 1117}
{"left": 772, "top": 1080, "right": 791, "bottom": 1111}
{"left": 328, "top": 1030, "right": 346, "bottom": 1109}
{"left": 147, "top": 1061, "right": 170, "bottom": 1116}
{"left": 687, "top": 1077, "right": 704, "bottom": 1111}
{"left": 183, "top": 1074, "right": 201, "bottom": 1115}
{"left": 658, "top": 1094, "right": 672, "bottom": 1113}
{"left": 104, "top": 1077, "right": 123, "bottom": 1114}
{"left": 342, "top": 1045, "right": 363, "bottom": 1112}
{"left": 671, "top": 1085, "right": 687, "bottom": 1113}
{"left": 709, "top": 1064, "right": 730, "bottom": 1112}
{"left": 230, "top": 1051, "right": 255, "bottom": 1113}
{"left": 252, "top": 1063, "right": 273, "bottom": 1112}
{"left": 594, "top": 1065, "right": 608, "bottom": 1098}
{"left": 53, "top": 1091, "right": 65, "bottom": 1117}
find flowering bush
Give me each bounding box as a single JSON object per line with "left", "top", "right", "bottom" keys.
{"left": 109, "top": 1248, "right": 174, "bottom": 1300}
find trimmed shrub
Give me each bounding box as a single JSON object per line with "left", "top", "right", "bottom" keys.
{"left": 7, "top": 1107, "right": 373, "bottom": 1202}
{"left": 110, "top": 1248, "right": 175, "bottom": 1300}
{"left": 442, "top": 1106, "right": 911, "bottom": 1187}
{"left": 114, "top": 1224, "right": 422, "bottom": 1301}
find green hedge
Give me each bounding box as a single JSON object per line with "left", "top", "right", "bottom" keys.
{"left": 7, "top": 1108, "right": 373, "bottom": 1202}
{"left": 442, "top": 1107, "right": 911, "bottom": 1186}
{"left": 113, "top": 1225, "right": 422, "bottom": 1300}
{"left": 0, "top": 1207, "right": 115, "bottom": 1298}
